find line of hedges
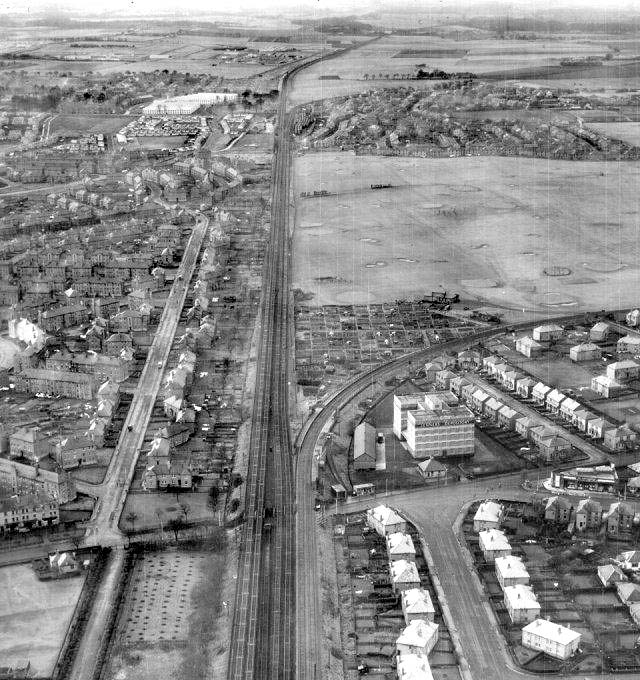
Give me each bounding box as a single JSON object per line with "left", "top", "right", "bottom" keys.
{"left": 51, "top": 548, "right": 111, "bottom": 680}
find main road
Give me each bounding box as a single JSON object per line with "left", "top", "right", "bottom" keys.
{"left": 85, "top": 211, "right": 210, "bottom": 546}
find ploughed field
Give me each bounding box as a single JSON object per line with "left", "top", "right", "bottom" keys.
{"left": 292, "top": 151, "right": 640, "bottom": 311}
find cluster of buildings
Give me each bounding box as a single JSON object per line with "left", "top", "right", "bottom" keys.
{"left": 142, "top": 92, "right": 238, "bottom": 116}
{"left": 476, "top": 349, "right": 636, "bottom": 454}
{"left": 544, "top": 494, "right": 637, "bottom": 538}
{"left": 0, "top": 110, "right": 45, "bottom": 144}
{"left": 473, "top": 500, "right": 581, "bottom": 660}
{"left": 125, "top": 156, "right": 242, "bottom": 204}
{"left": 365, "top": 505, "right": 439, "bottom": 679}
{"left": 393, "top": 390, "right": 475, "bottom": 459}
{"left": 116, "top": 114, "right": 209, "bottom": 149}
{"left": 298, "top": 84, "right": 634, "bottom": 160}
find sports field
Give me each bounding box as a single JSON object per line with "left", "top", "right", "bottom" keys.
{"left": 292, "top": 152, "right": 640, "bottom": 312}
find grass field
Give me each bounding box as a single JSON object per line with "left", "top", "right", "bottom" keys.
{"left": 0, "top": 564, "right": 85, "bottom": 677}
{"left": 288, "top": 34, "right": 612, "bottom": 106}
{"left": 585, "top": 122, "right": 640, "bottom": 146}
{"left": 292, "top": 151, "right": 640, "bottom": 312}
{"left": 50, "top": 114, "right": 135, "bottom": 137}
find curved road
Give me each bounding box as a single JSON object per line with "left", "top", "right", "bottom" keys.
{"left": 294, "top": 309, "right": 633, "bottom": 680}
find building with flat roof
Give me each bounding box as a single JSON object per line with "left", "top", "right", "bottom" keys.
{"left": 393, "top": 394, "right": 423, "bottom": 439}
{"left": 404, "top": 392, "right": 474, "bottom": 459}
{"left": 522, "top": 619, "right": 581, "bottom": 660}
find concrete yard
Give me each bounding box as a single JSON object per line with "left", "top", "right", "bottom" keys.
{"left": 0, "top": 563, "right": 86, "bottom": 677}
{"left": 293, "top": 152, "right": 640, "bottom": 312}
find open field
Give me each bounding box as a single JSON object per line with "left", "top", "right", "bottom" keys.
{"left": 50, "top": 114, "right": 135, "bottom": 137}
{"left": 288, "top": 34, "right": 618, "bottom": 106}
{"left": 292, "top": 151, "right": 640, "bottom": 311}
{"left": 0, "top": 564, "right": 85, "bottom": 677}
{"left": 586, "top": 122, "right": 640, "bottom": 147}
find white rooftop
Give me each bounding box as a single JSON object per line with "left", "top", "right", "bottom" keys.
{"left": 479, "top": 529, "right": 511, "bottom": 552}
{"left": 401, "top": 588, "right": 435, "bottom": 615}
{"left": 391, "top": 560, "right": 421, "bottom": 584}
{"left": 495, "top": 555, "right": 529, "bottom": 580}
{"left": 368, "top": 505, "right": 404, "bottom": 527}
{"left": 387, "top": 532, "right": 416, "bottom": 556}
{"left": 396, "top": 619, "right": 439, "bottom": 649}
{"left": 522, "top": 619, "right": 582, "bottom": 646}
{"left": 396, "top": 653, "right": 434, "bottom": 680}
{"left": 474, "top": 500, "right": 502, "bottom": 524}
{"left": 504, "top": 584, "right": 540, "bottom": 611}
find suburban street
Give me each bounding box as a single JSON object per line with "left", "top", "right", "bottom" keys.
{"left": 335, "top": 477, "right": 639, "bottom": 680}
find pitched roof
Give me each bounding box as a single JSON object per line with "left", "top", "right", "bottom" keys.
{"left": 396, "top": 619, "right": 439, "bottom": 648}
{"left": 522, "top": 619, "right": 581, "bottom": 646}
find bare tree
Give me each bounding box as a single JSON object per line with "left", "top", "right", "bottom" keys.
{"left": 124, "top": 511, "right": 138, "bottom": 533}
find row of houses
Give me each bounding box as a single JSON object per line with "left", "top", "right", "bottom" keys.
{"left": 365, "top": 506, "right": 439, "bottom": 679}
{"left": 470, "top": 501, "right": 582, "bottom": 660}
{"left": 474, "top": 357, "right": 637, "bottom": 453}
{"left": 544, "top": 494, "right": 636, "bottom": 537}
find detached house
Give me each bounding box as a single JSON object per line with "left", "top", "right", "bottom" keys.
{"left": 366, "top": 505, "right": 406, "bottom": 537}
{"left": 605, "top": 501, "right": 634, "bottom": 536}
{"left": 401, "top": 588, "right": 435, "bottom": 624}
{"left": 386, "top": 532, "right": 416, "bottom": 562}
{"left": 390, "top": 560, "right": 421, "bottom": 593}
{"left": 396, "top": 619, "right": 439, "bottom": 658}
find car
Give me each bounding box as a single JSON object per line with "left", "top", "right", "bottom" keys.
{"left": 157, "top": 361, "right": 163, "bottom": 369}
{"left": 127, "top": 425, "right": 133, "bottom": 432}
{"left": 177, "top": 274, "right": 183, "bottom": 281}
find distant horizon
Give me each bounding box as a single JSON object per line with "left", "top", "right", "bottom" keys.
{"left": 3, "top": 0, "right": 640, "bottom": 20}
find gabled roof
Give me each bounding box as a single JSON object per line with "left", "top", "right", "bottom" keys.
{"left": 417, "top": 458, "right": 447, "bottom": 473}
{"left": 617, "top": 582, "right": 640, "bottom": 604}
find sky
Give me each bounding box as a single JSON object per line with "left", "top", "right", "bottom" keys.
{"left": 1, "top": 0, "right": 639, "bottom": 17}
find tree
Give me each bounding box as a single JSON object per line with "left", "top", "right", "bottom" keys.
{"left": 124, "top": 511, "right": 138, "bottom": 533}
{"left": 207, "top": 486, "right": 219, "bottom": 511}
{"left": 167, "top": 517, "right": 186, "bottom": 541}
{"left": 178, "top": 502, "right": 191, "bottom": 523}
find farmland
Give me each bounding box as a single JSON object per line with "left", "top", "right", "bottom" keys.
{"left": 287, "top": 33, "right": 625, "bottom": 106}
{"left": 292, "top": 151, "right": 640, "bottom": 311}
{"left": 0, "top": 563, "right": 86, "bottom": 677}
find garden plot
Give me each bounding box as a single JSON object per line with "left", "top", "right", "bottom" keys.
{"left": 106, "top": 544, "right": 227, "bottom": 680}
